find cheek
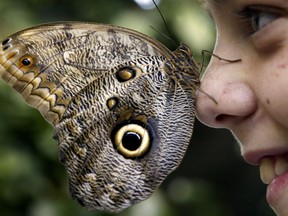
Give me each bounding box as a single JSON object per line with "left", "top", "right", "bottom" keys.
{"left": 256, "top": 56, "right": 288, "bottom": 126}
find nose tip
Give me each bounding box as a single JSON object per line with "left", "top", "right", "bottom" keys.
{"left": 196, "top": 80, "right": 257, "bottom": 129}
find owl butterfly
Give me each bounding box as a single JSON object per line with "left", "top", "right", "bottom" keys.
{"left": 0, "top": 22, "right": 199, "bottom": 212}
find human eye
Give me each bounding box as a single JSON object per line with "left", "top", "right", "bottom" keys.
{"left": 237, "top": 6, "right": 283, "bottom": 33}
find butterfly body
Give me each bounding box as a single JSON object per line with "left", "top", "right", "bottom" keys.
{"left": 0, "top": 22, "right": 199, "bottom": 212}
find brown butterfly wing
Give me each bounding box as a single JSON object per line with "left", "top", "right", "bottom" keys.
{"left": 0, "top": 22, "right": 199, "bottom": 212}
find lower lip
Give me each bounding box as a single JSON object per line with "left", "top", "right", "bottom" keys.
{"left": 267, "top": 172, "right": 288, "bottom": 204}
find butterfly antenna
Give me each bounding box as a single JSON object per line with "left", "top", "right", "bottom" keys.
{"left": 151, "top": 0, "right": 177, "bottom": 46}
{"left": 149, "top": 25, "right": 176, "bottom": 46}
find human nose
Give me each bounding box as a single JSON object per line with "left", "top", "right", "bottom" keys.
{"left": 196, "top": 57, "right": 257, "bottom": 129}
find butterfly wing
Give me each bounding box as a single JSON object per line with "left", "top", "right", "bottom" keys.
{"left": 0, "top": 22, "right": 199, "bottom": 212}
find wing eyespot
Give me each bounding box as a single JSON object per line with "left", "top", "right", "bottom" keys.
{"left": 2, "top": 38, "right": 12, "bottom": 46}
{"left": 111, "top": 120, "right": 152, "bottom": 159}
{"left": 106, "top": 97, "right": 120, "bottom": 111}
{"left": 115, "top": 66, "right": 143, "bottom": 83}
{"left": 20, "top": 56, "right": 33, "bottom": 67}
{"left": 2, "top": 44, "right": 12, "bottom": 51}
{"left": 116, "top": 67, "right": 136, "bottom": 82}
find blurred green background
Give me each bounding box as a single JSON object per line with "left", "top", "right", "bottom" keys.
{"left": 0, "top": 0, "right": 274, "bottom": 216}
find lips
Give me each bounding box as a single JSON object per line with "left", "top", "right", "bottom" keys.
{"left": 259, "top": 155, "right": 288, "bottom": 184}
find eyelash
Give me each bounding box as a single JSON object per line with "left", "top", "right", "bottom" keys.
{"left": 237, "top": 6, "right": 281, "bottom": 32}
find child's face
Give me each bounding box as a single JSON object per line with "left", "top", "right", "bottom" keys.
{"left": 196, "top": 0, "right": 288, "bottom": 215}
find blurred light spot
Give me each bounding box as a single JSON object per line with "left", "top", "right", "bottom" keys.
{"left": 172, "top": 3, "right": 215, "bottom": 53}
{"left": 129, "top": 190, "right": 172, "bottom": 216}
{"left": 167, "top": 178, "right": 194, "bottom": 204}
{"left": 29, "top": 199, "right": 58, "bottom": 216}
{"left": 0, "top": 149, "right": 34, "bottom": 178}
{"left": 134, "top": 0, "right": 161, "bottom": 10}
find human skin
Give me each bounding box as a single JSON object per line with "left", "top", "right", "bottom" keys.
{"left": 196, "top": 0, "right": 288, "bottom": 215}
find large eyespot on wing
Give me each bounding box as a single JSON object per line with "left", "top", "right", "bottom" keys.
{"left": 111, "top": 120, "right": 152, "bottom": 159}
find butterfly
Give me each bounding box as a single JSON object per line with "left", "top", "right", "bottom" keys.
{"left": 0, "top": 21, "right": 199, "bottom": 212}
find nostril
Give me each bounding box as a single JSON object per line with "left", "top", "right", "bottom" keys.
{"left": 215, "top": 114, "right": 227, "bottom": 122}
{"left": 215, "top": 114, "right": 239, "bottom": 124}
{"left": 215, "top": 113, "right": 249, "bottom": 127}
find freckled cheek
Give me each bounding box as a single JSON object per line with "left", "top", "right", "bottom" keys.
{"left": 256, "top": 60, "right": 288, "bottom": 126}
{"left": 276, "top": 62, "right": 288, "bottom": 70}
